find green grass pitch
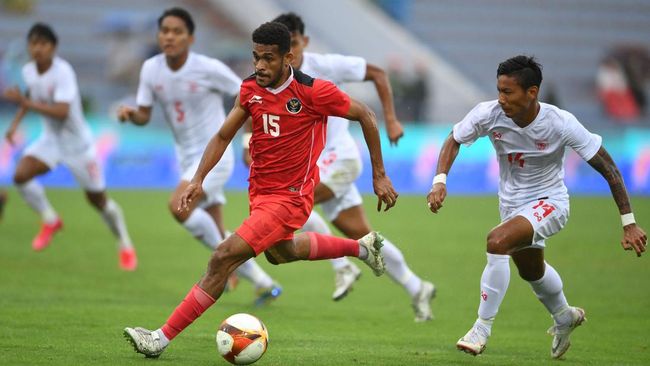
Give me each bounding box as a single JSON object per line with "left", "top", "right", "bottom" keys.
{"left": 1, "top": 189, "right": 648, "bottom": 365}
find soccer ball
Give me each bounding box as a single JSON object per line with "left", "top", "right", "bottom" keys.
{"left": 216, "top": 313, "right": 269, "bottom": 365}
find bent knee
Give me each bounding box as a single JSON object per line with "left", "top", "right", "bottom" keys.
{"left": 168, "top": 199, "right": 188, "bottom": 222}
{"left": 264, "top": 251, "right": 280, "bottom": 265}
{"left": 13, "top": 171, "right": 31, "bottom": 185}
{"left": 486, "top": 230, "right": 511, "bottom": 255}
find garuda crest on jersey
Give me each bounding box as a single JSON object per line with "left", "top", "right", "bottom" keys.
{"left": 286, "top": 97, "right": 302, "bottom": 114}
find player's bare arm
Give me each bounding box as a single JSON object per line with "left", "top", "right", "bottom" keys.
{"left": 427, "top": 132, "right": 460, "bottom": 214}
{"left": 5, "top": 104, "right": 28, "bottom": 145}
{"left": 179, "top": 95, "right": 249, "bottom": 211}
{"left": 365, "top": 63, "right": 404, "bottom": 146}
{"left": 3, "top": 86, "right": 69, "bottom": 120}
{"left": 117, "top": 105, "right": 152, "bottom": 126}
{"left": 587, "top": 146, "right": 647, "bottom": 256}
{"left": 345, "top": 97, "right": 398, "bottom": 212}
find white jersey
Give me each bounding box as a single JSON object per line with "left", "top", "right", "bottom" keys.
{"left": 299, "top": 52, "right": 366, "bottom": 160}
{"left": 453, "top": 100, "right": 602, "bottom": 209}
{"left": 22, "top": 56, "right": 94, "bottom": 155}
{"left": 136, "top": 52, "right": 241, "bottom": 170}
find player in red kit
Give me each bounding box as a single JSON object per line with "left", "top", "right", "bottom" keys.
{"left": 124, "top": 22, "right": 398, "bottom": 358}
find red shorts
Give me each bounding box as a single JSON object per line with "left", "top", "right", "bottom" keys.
{"left": 236, "top": 194, "right": 313, "bottom": 255}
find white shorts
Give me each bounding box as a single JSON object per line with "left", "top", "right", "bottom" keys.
{"left": 500, "top": 198, "right": 570, "bottom": 249}
{"left": 24, "top": 136, "right": 105, "bottom": 192}
{"left": 181, "top": 156, "right": 234, "bottom": 207}
{"left": 317, "top": 153, "right": 363, "bottom": 221}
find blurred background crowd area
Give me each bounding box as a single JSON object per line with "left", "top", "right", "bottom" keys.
{"left": 1, "top": 0, "right": 649, "bottom": 196}
{"left": 1, "top": 0, "right": 649, "bottom": 126}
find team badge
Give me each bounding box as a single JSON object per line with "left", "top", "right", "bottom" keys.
{"left": 535, "top": 140, "right": 548, "bottom": 151}
{"left": 286, "top": 97, "right": 302, "bottom": 114}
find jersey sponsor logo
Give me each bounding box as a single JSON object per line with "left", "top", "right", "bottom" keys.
{"left": 535, "top": 140, "right": 548, "bottom": 151}
{"left": 249, "top": 95, "right": 263, "bottom": 105}
{"left": 286, "top": 97, "right": 302, "bottom": 114}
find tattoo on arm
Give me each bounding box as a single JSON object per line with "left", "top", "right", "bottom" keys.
{"left": 587, "top": 147, "right": 631, "bottom": 214}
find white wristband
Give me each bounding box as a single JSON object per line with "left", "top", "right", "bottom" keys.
{"left": 242, "top": 132, "right": 252, "bottom": 148}
{"left": 621, "top": 213, "right": 636, "bottom": 227}
{"left": 432, "top": 173, "right": 447, "bottom": 186}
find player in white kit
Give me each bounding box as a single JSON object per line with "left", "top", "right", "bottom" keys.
{"left": 2, "top": 23, "right": 137, "bottom": 270}
{"left": 117, "top": 8, "right": 280, "bottom": 305}
{"left": 270, "top": 13, "right": 436, "bottom": 322}
{"left": 427, "top": 56, "right": 647, "bottom": 358}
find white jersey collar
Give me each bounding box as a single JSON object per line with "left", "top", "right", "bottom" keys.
{"left": 265, "top": 66, "right": 294, "bottom": 95}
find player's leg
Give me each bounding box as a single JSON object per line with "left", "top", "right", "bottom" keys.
{"left": 204, "top": 201, "right": 279, "bottom": 304}
{"left": 262, "top": 230, "right": 385, "bottom": 276}
{"left": 124, "top": 234, "right": 255, "bottom": 358}
{"left": 511, "top": 200, "right": 584, "bottom": 359}
{"left": 325, "top": 181, "right": 435, "bottom": 319}
{"left": 457, "top": 215, "right": 533, "bottom": 355}
{"left": 203, "top": 202, "right": 240, "bottom": 291}
{"left": 178, "top": 172, "right": 280, "bottom": 303}
{"left": 169, "top": 180, "right": 224, "bottom": 249}
{"left": 14, "top": 152, "right": 62, "bottom": 250}
{"left": 302, "top": 207, "right": 362, "bottom": 300}
{"left": 84, "top": 190, "right": 137, "bottom": 270}
{"left": 65, "top": 149, "right": 137, "bottom": 270}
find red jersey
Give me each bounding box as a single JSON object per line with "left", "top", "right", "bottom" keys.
{"left": 240, "top": 68, "right": 351, "bottom": 197}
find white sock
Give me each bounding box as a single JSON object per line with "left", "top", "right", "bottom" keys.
{"left": 154, "top": 329, "right": 170, "bottom": 347}
{"left": 477, "top": 253, "right": 511, "bottom": 329}
{"left": 528, "top": 262, "right": 570, "bottom": 324}
{"left": 235, "top": 259, "right": 274, "bottom": 289}
{"left": 303, "top": 210, "right": 353, "bottom": 270}
{"left": 382, "top": 237, "right": 422, "bottom": 297}
{"left": 182, "top": 208, "right": 223, "bottom": 249}
{"left": 101, "top": 199, "right": 133, "bottom": 249}
{"left": 16, "top": 180, "right": 58, "bottom": 223}
{"left": 358, "top": 244, "right": 368, "bottom": 260}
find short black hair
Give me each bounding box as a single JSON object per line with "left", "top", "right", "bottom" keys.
{"left": 252, "top": 22, "right": 290, "bottom": 55}
{"left": 497, "top": 55, "right": 543, "bottom": 89}
{"left": 158, "top": 7, "right": 195, "bottom": 35}
{"left": 272, "top": 12, "right": 305, "bottom": 35}
{"left": 27, "top": 23, "right": 57, "bottom": 46}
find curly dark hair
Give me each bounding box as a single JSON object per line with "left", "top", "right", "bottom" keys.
{"left": 497, "top": 55, "right": 543, "bottom": 89}
{"left": 272, "top": 12, "right": 305, "bottom": 35}
{"left": 252, "top": 22, "right": 290, "bottom": 55}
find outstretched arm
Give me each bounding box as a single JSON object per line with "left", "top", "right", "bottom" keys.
{"left": 365, "top": 63, "right": 404, "bottom": 146}
{"left": 427, "top": 132, "right": 461, "bottom": 214}
{"left": 346, "top": 98, "right": 398, "bottom": 211}
{"left": 179, "top": 95, "right": 249, "bottom": 211}
{"left": 587, "top": 146, "right": 647, "bottom": 256}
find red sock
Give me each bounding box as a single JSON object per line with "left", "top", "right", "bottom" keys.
{"left": 307, "top": 232, "right": 359, "bottom": 260}
{"left": 161, "top": 284, "right": 215, "bottom": 340}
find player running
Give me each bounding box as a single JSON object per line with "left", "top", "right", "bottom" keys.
{"left": 427, "top": 55, "right": 647, "bottom": 358}
{"left": 117, "top": 7, "right": 280, "bottom": 305}
{"left": 123, "top": 21, "right": 397, "bottom": 358}
{"left": 266, "top": 13, "right": 435, "bottom": 322}
{"left": 2, "top": 23, "right": 137, "bottom": 270}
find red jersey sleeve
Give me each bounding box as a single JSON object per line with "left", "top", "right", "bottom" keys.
{"left": 311, "top": 79, "right": 351, "bottom": 118}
